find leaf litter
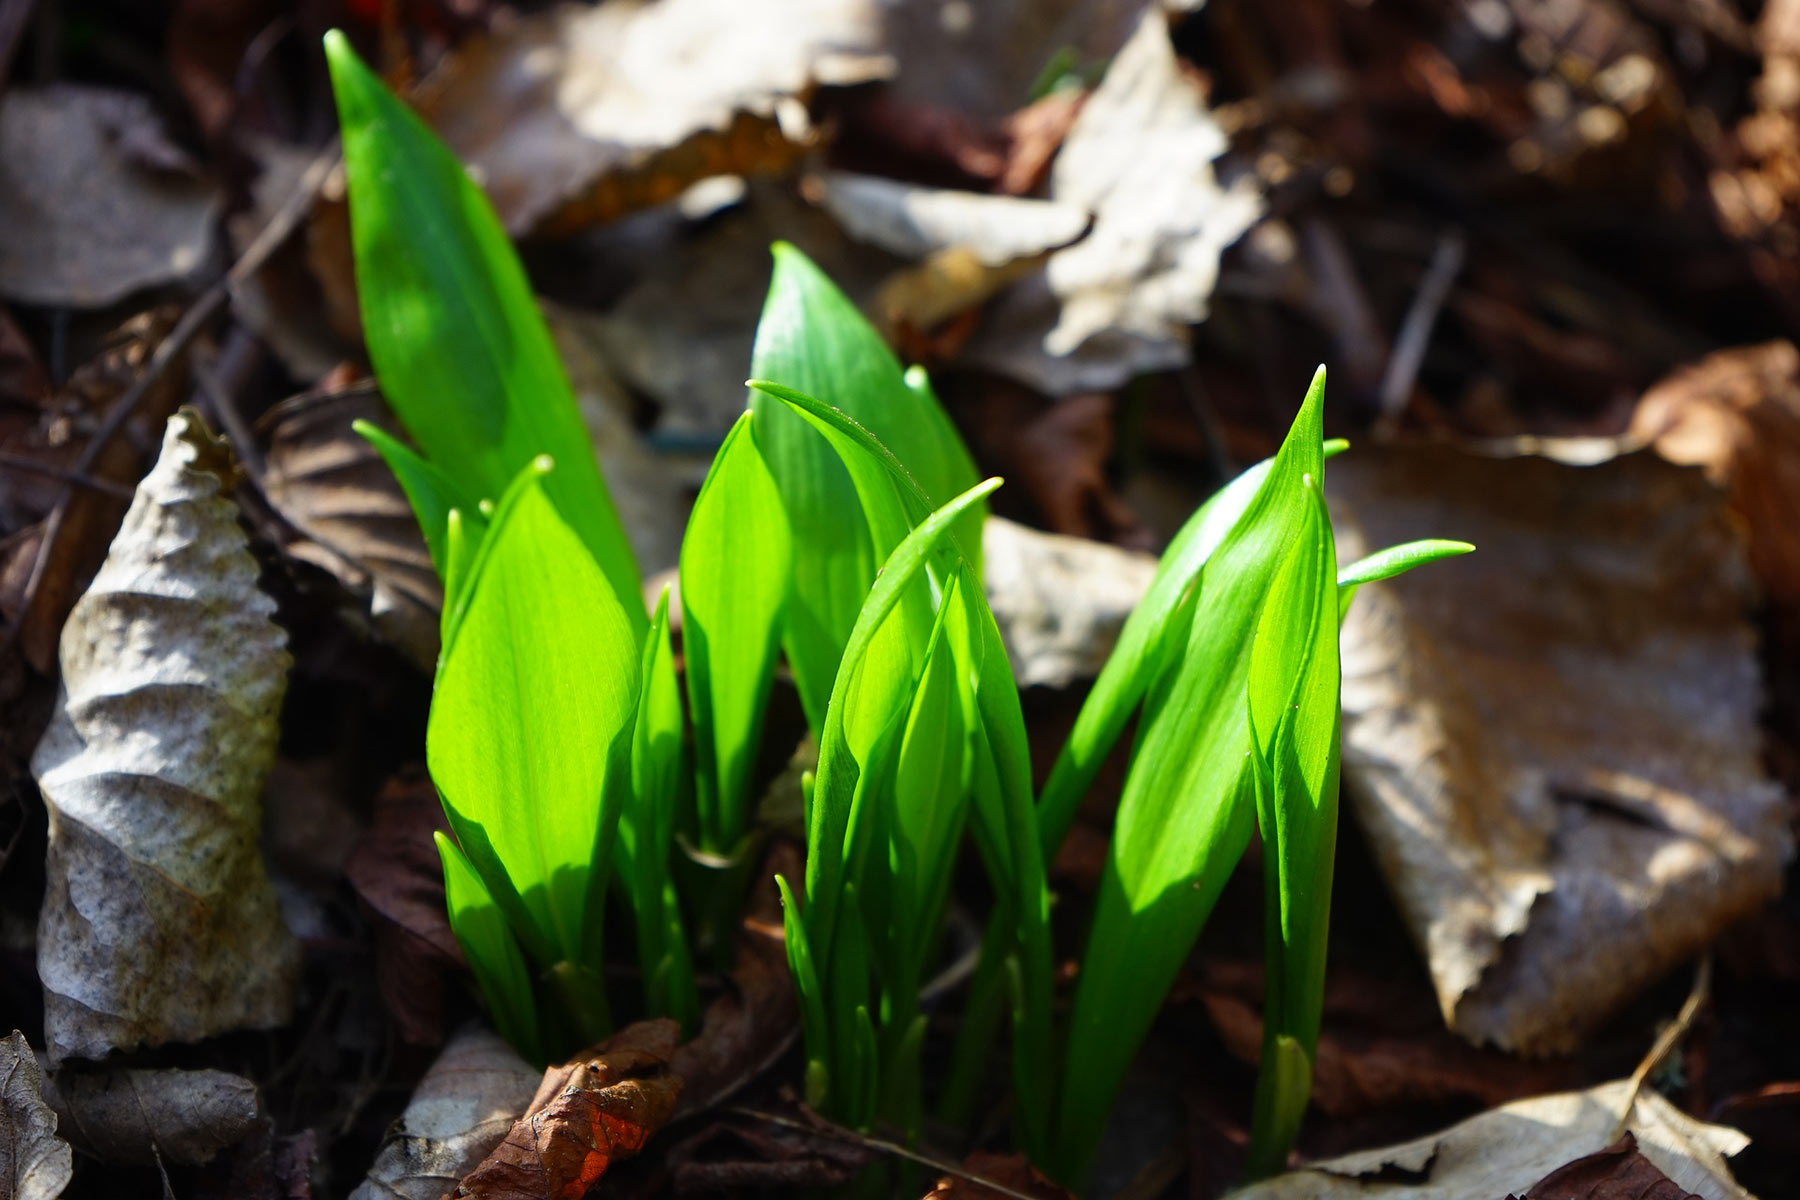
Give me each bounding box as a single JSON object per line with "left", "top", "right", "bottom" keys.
{"left": 3, "top": 0, "right": 1800, "bottom": 1196}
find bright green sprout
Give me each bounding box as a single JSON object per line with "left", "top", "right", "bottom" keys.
{"left": 325, "top": 26, "right": 1474, "bottom": 1189}
{"left": 324, "top": 30, "right": 983, "bottom": 1061}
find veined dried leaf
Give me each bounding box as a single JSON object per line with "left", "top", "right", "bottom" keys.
{"left": 258, "top": 383, "right": 441, "bottom": 670}
{"left": 1332, "top": 447, "right": 1789, "bottom": 1052}
{"left": 816, "top": 171, "right": 1088, "bottom": 267}
{"left": 43, "top": 1066, "right": 264, "bottom": 1166}
{"left": 450, "top": 1020, "right": 683, "bottom": 1200}
{"left": 1, "top": 1032, "right": 72, "bottom": 1200}
{"left": 1234, "top": 1080, "right": 1750, "bottom": 1200}
{"left": 349, "top": 1025, "right": 540, "bottom": 1200}
{"left": 33, "top": 410, "right": 298, "bottom": 1062}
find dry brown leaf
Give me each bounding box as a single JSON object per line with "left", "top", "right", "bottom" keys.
{"left": 33, "top": 411, "right": 299, "bottom": 1063}
{"left": 43, "top": 1065, "right": 265, "bottom": 1166}
{"left": 412, "top": 0, "right": 891, "bottom": 236}
{"left": 1331, "top": 447, "right": 1790, "bottom": 1054}
{"left": 962, "top": 7, "right": 1261, "bottom": 395}
{"left": 921, "top": 1151, "right": 1073, "bottom": 1200}
{"left": 1512, "top": 1133, "right": 1704, "bottom": 1200}
{"left": 1629, "top": 341, "right": 1800, "bottom": 608}
{"left": 1234, "top": 1080, "right": 1750, "bottom": 1200}
{"left": 257, "top": 382, "right": 441, "bottom": 670}
{"left": 348, "top": 1025, "right": 541, "bottom": 1200}
{"left": 588, "top": 181, "right": 899, "bottom": 436}
{"left": 1, "top": 1031, "right": 73, "bottom": 1200}
{"left": 0, "top": 87, "right": 218, "bottom": 307}
{"left": 542, "top": 301, "right": 693, "bottom": 579}
{"left": 876, "top": 0, "right": 1152, "bottom": 120}
{"left": 345, "top": 768, "right": 460, "bottom": 1047}
{"left": 669, "top": 844, "right": 802, "bottom": 1119}
{"left": 0, "top": 307, "right": 189, "bottom": 673}
{"left": 450, "top": 1020, "right": 683, "bottom": 1200}
{"left": 1192, "top": 961, "right": 1578, "bottom": 1120}
{"left": 982, "top": 516, "right": 1156, "bottom": 689}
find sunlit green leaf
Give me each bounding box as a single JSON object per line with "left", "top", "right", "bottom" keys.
{"left": 681, "top": 412, "right": 791, "bottom": 852}
{"left": 437, "top": 832, "right": 543, "bottom": 1065}
{"left": 324, "top": 31, "right": 643, "bottom": 626}
{"left": 1336, "top": 537, "right": 1473, "bottom": 620}
{"left": 426, "top": 464, "right": 639, "bottom": 974}
{"left": 747, "top": 244, "right": 981, "bottom": 728}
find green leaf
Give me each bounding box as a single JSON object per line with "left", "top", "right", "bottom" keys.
{"left": 776, "top": 874, "right": 832, "bottom": 1110}
{"left": 1336, "top": 537, "right": 1473, "bottom": 620}
{"left": 1036, "top": 435, "right": 1351, "bottom": 857}
{"left": 621, "top": 587, "right": 698, "bottom": 1029}
{"left": 354, "top": 419, "right": 476, "bottom": 583}
{"left": 681, "top": 412, "right": 792, "bottom": 851}
{"left": 1049, "top": 367, "right": 1331, "bottom": 1184}
{"left": 747, "top": 244, "right": 981, "bottom": 728}
{"left": 426, "top": 463, "right": 639, "bottom": 974}
{"left": 802, "top": 475, "right": 1001, "bottom": 973}
{"left": 1244, "top": 479, "right": 1340, "bottom": 1178}
{"left": 436, "top": 832, "right": 544, "bottom": 1064}
{"left": 323, "top": 31, "right": 643, "bottom": 627}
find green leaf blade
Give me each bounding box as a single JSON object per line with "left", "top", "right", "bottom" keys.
{"left": 324, "top": 31, "right": 643, "bottom": 625}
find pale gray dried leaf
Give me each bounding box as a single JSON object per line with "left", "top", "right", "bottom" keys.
{"left": 1235, "top": 1079, "right": 1750, "bottom": 1200}
{"left": 33, "top": 411, "right": 299, "bottom": 1063}
{"left": 0, "top": 86, "right": 218, "bottom": 307}
{"left": 982, "top": 516, "right": 1156, "bottom": 689}
{"left": 42, "top": 1067, "right": 264, "bottom": 1167}
{"left": 415, "top": 0, "right": 891, "bottom": 234}
{"left": 962, "top": 7, "right": 1261, "bottom": 395}
{"left": 543, "top": 301, "right": 692, "bottom": 578}
{"left": 258, "top": 385, "right": 441, "bottom": 671}
{"left": 1332, "top": 447, "right": 1790, "bottom": 1054}
{"left": 1, "top": 1032, "right": 72, "bottom": 1200}
{"left": 589, "top": 180, "right": 900, "bottom": 435}
{"left": 349, "top": 1025, "right": 540, "bottom": 1200}
{"left": 816, "top": 171, "right": 1089, "bottom": 266}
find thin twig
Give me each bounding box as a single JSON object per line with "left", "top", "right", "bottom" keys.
{"left": 1376, "top": 229, "right": 1465, "bottom": 433}
{"left": 726, "top": 1106, "right": 1047, "bottom": 1200}
{"left": 3, "top": 142, "right": 339, "bottom": 657}
{"left": 0, "top": 454, "right": 135, "bottom": 500}
{"left": 1609, "top": 954, "right": 1711, "bottom": 1144}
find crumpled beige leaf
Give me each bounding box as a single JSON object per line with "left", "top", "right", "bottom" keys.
{"left": 414, "top": 0, "right": 892, "bottom": 235}
{"left": 962, "top": 6, "right": 1261, "bottom": 395}
{"left": 1234, "top": 1079, "right": 1750, "bottom": 1200}
{"left": 0, "top": 86, "right": 218, "bottom": 307}
{"left": 258, "top": 383, "right": 441, "bottom": 671}
{"left": 42, "top": 1066, "right": 264, "bottom": 1166}
{"left": 982, "top": 516, "right": 1156, "bottom": 689}
{"left": 816, "top": 170, "right": 1089, "bottom": 267}
{"left": 1, "top": 1032, "right": 73, "bottom": 1200}
{"left": 349, "top": 1026, "right": 541, "bottom": 1200}
{"left": 1331, "top": 447, "right": 1790, "bottom": 1053}
{"left": 33, "top": 410, "right": 299, "bottom": 1063}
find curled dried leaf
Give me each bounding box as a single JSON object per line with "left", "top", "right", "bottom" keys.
{"left": 1, "top": 1031, "right": 73, "bottom": 1200}
{"left": 32, "top": 410, "right": 298, "bottom": 1062}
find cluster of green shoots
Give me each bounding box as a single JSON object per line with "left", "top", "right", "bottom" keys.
{"left": 325, "top": 31, "right": 1469, "bottom": 1190}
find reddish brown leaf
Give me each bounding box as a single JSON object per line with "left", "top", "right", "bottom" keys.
{"left": 1509, "top": 1133, "right": 1702, "bottom": 1200}
{"left": 921, "top": 1152, "right": 1072, "bottom": 1200}
{"left": 452, "top": 1020, "right": 683, "bottom": 1200}
{"left": 344, "top": 766, "right": 460, "bottom": 1046}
